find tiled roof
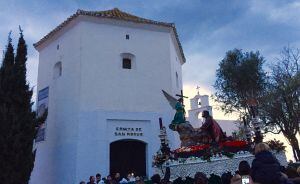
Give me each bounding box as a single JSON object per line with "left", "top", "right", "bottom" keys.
{"left": 34, "top": 8, "right": 186, "bottom": 63}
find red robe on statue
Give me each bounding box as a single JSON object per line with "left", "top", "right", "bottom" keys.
{"left": 201, "top": 116, "right": 225, "bottom": 142}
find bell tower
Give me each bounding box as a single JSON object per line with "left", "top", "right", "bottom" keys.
{"left": 187, "top": 87, "right": 212, "bottom": 128}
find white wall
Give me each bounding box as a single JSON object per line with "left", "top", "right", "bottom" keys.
{"left": 216, "top": 119, "right": 239, "bottom": 136}
{"left": 31, "top": 17, "right": 184, "bottom": 184}
{"left": 79, "top": 18, "right": 175, "bottom": 113}
{"left": 169, "top": 32, "right": 183, "bottom": 95}
{"left": 31, "top": 21, "right": 82, "bottom": 183}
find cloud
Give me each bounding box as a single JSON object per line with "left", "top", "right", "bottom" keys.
{"left": 249, "top": 0, "right": 300, "bottom": 25}
{"left": 181, "top": 0, "right": 300, "bottom": 92}
{"left": 183, "top": 52, "right": 220, "bottom": 89}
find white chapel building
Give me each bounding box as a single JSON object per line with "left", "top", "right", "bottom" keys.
{"left": 30, "top": 8, "right": 185, "bottom": 184}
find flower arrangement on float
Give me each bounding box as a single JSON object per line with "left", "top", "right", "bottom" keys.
{"left": 152, "top": 139, "right": 286, "bottom": 167}
{"left": 152, "top": 140, "right": 250, "bottom": 167}
{"left": 174, "top": 140, "right": 249, "bottom": 159}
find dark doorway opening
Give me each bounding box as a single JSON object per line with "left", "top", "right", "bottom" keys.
{"left": 110, "top": 140, "right": 146, "bottom": 178}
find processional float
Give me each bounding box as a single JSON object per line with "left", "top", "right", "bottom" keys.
{"left": 152, "top": 90, "right": 287, "bottom": 179}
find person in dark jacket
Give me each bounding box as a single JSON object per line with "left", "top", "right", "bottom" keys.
{"left": 113, "top": 173, "right": 121, "bottom": 183}
{"left": 231, "top": 161, "right": 254, "bottom": 184}
{"left": 251, "top": 143, "right": 292, "bottom": 184}
{"left": 221, "top": 172, "right": 232, "bottom": 184}
{"left": 194, "top": 172, "right": 208, "bottom": 184}
{"left": 151, "top": 174, "right": 161, "bottom": 184}
{"left": 87, "top": 176, "right": 96, "bottom": 184}
{"left": 96, "top": 173, "right": 102, "bottom": 184}
{"left": 162, "top": 167, "right": 170, "bottom": 183}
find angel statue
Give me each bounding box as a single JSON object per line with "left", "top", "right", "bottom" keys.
{"left": 173, "top": 98, "right": 185, "bottom": 124}
{"left": 162, "top": 90, "right": 186, "bottom": 124}
{"left": 162, "top": 90, "right": 198, "bottom": 146}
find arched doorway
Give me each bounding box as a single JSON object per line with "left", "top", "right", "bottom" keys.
{"left": 110, "top": 139, "right": 146, "bottom": 178}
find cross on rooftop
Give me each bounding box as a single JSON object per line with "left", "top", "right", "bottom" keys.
{"left": 196, "top": 86, "right": 200, "bottom": 95}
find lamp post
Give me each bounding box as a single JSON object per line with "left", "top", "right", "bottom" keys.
{"left": 159, "top": 118, "right": 171, "bottom": 156}
{"left": 252, "top": 116, "right": 263, "bottom": 144}
{"left": 247, "top": 99, "right": 263, "bottom": 144}
{"left": 243, "top": 117, "right": 252, "bottom": 143}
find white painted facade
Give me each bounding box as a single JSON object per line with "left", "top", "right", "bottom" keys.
{"left": 31, "top": 14, "right": 184, "bottom": 184}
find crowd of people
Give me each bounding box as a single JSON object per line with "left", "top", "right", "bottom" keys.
{"left": 80, "top": 172, "right": 147, "bottom": 184}
{"left": 80, "top": 143, "right": 300, "bottom": 184}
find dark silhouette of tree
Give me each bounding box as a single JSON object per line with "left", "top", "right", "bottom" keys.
{"left": 0, "top": 32, "right": 18, "bottom": 183}
{"left": 259, "top": 46, "right": 300, "bottom": 161}
{"left": 0, "top": 28, "right": 45, "bottom": 183}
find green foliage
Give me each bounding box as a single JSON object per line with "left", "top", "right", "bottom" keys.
{"left": 214, "top": 49, "right": 266, "bottom": 117}
{"left": 215, "top": 47, "right": 300, "bottom": 160}
{"left": 266, "top": 139, "right": 286, "bottom": 153}
{"left": 0, "top": 29, "right": 37, "bottom": 183}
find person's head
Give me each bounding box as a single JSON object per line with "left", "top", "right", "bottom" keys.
{"left": 107, "top": 175, "right": 112, "bottom": 181}
{"left": 286, "top": 166, "right": 299, "bottom": 178}
{"left": 194, "top": 172, "right": 208, "bottom": 184}
{"left": 202, "top": 111, "right": 210, "bottom": 118}
{"left": 238, "top": 160, "right": 251, "bottom": 175}
{"left": 135, "top": 176, "right": 141, "bottom": 181}
{"left": 80, "top": 181, "right": 86, "bottom": 184}
{"left": 136, "top": 178, "right": 145, "bottom": 184}
{"left": 96, "top": 173, "right": 101, "bottom": 181}
{"left": 115, "top": 173, "right": 120, "bottom": 179}
{"left": 89, "top": 176, "right": 95, "bottom": 182}
{"left": 151, "top": 174, "right": 161, "bottom": 184}
{"left": 221, "top": 172, "right": 232, "bottom": 184}
{"left": 178, "top": 98, "right": 183, "bottom": 103}
{"left": 127, "top": 173, "right": 133, "bottom": 179}
{"left": 254, "top": 142, "right": 271, "bottom": 154}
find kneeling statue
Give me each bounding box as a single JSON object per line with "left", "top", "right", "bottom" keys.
{"left": 200, "top": 110, "right": 226, "bottom": 143}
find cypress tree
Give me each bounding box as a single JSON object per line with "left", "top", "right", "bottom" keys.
{"left": 0, "top": 29, "right": 37, "bottom": 183}
{"left": 13, "top": 27, "right": 36, "bottom": 183}
{"left": 0, "top": 33, "right": 18, "bottom": 183}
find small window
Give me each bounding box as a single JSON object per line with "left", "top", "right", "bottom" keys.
{"left": 176, "top": 72, "right": 179, "bottom": 87}
{"left": 123, "top": 58, "right": 131, "bottom": 69}
{"left": 120, "top": 53, "right": 135, "bottom": 70}
{"left": 57, "top": 44, "right": 59, "bottom": 50}
{"left": 126, "top": 34, "right": 130, "bottom": 40}
{"left": 53, "top": 62, "right": 62, "bottom": 79}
